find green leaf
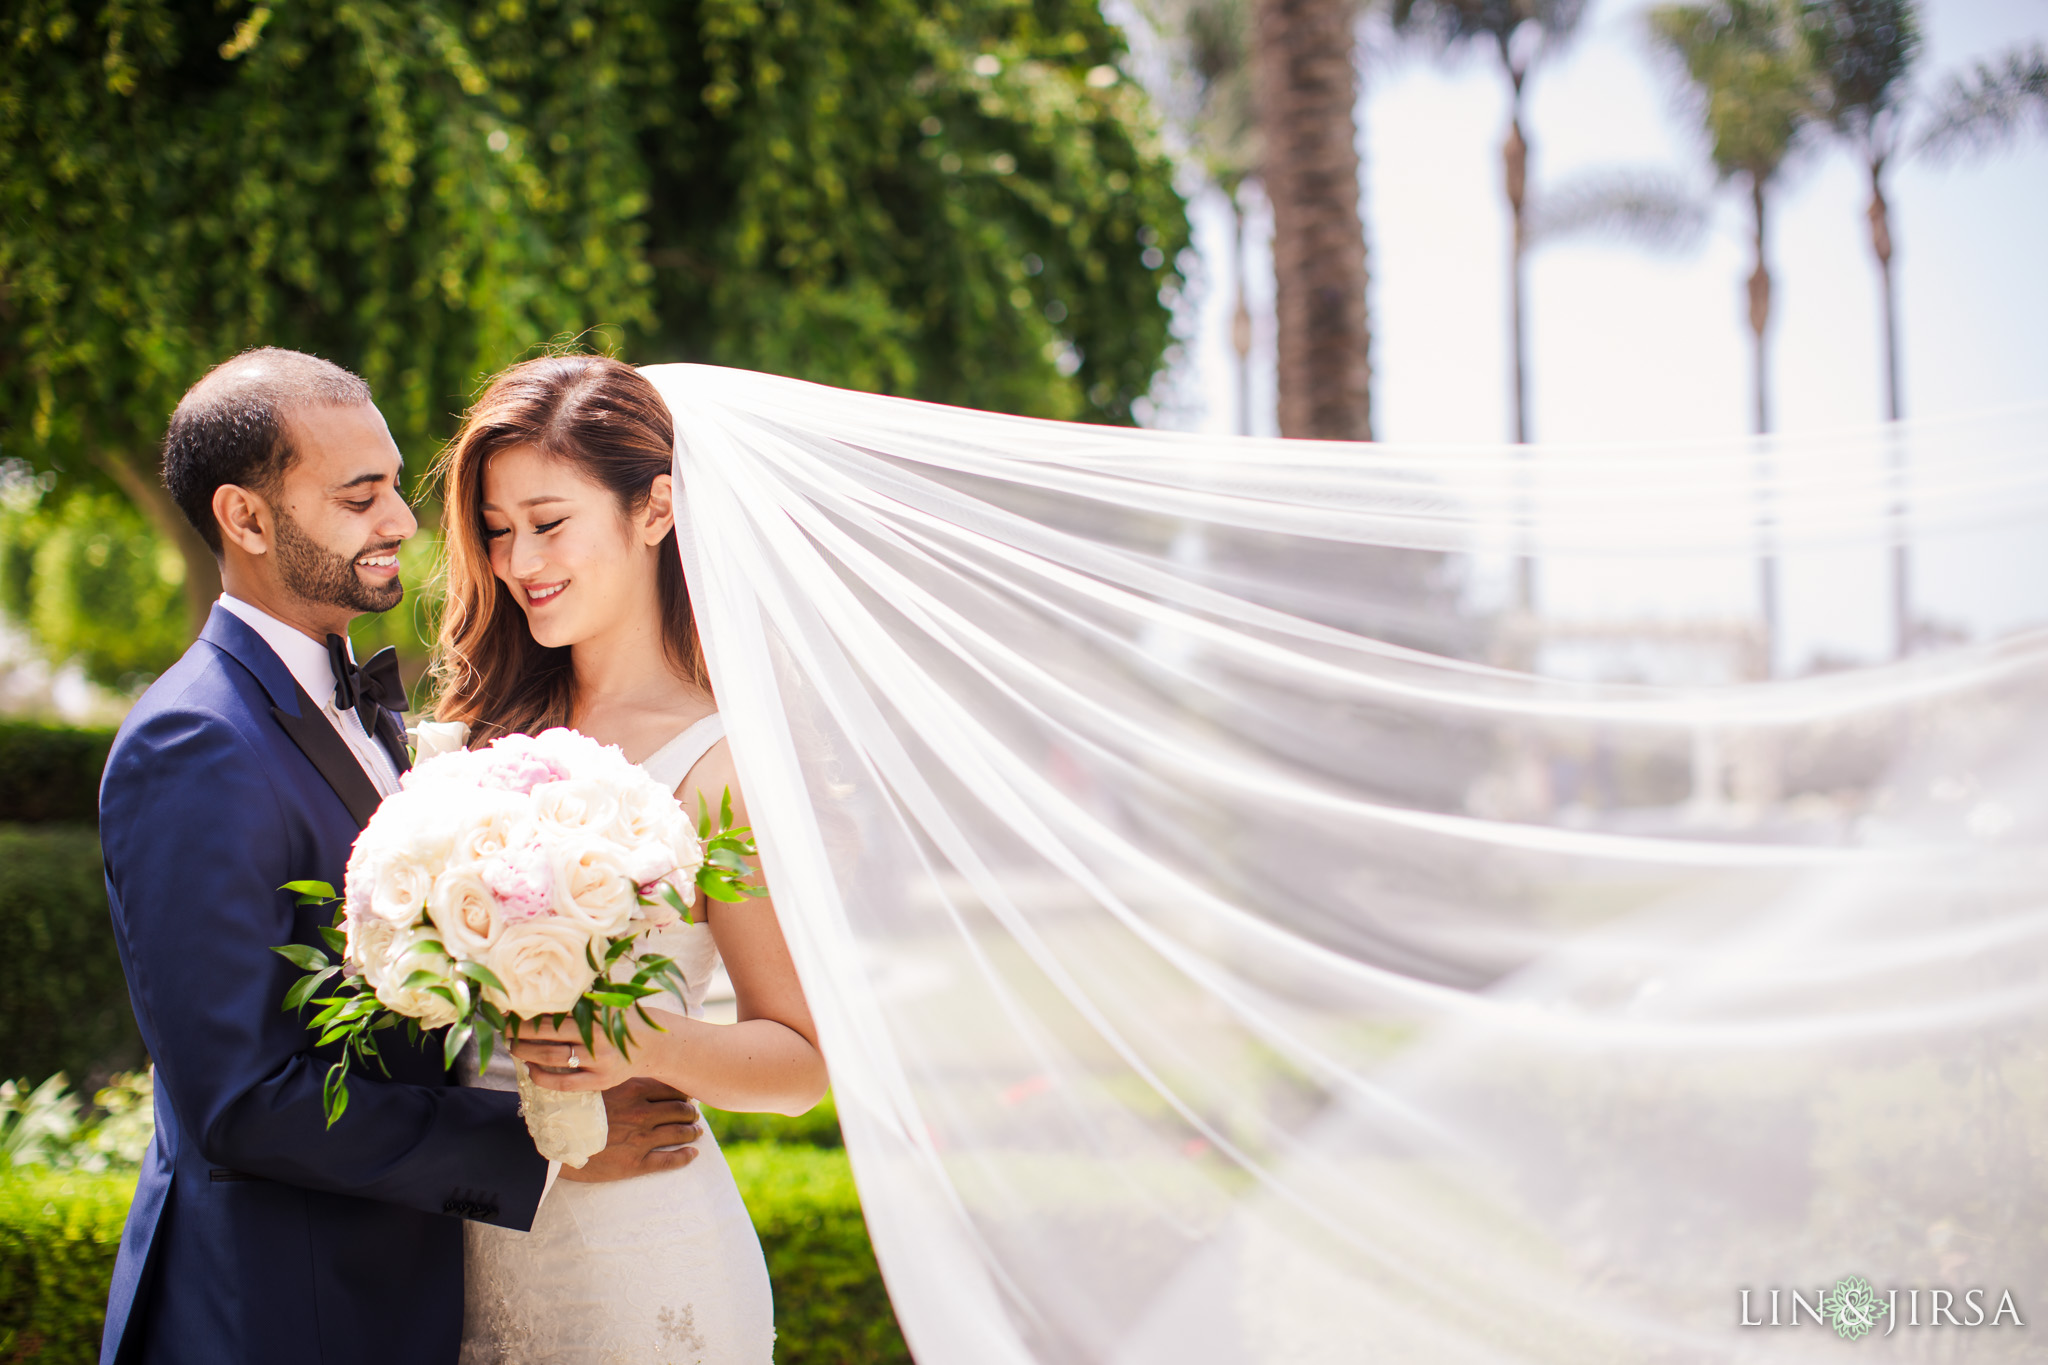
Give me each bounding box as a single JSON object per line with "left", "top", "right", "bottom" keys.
{"left": 317, "top": 924, "right": 347, "bottom": 953}
{"left": 720, "top": 786, "right": 734, "bottom": 833}
{"left": 476, "top": 1027, "right": 495, "bottom": 1073}
{"left": 661, "top": 882, "right": 694, "bottom": 925}
{"left": 322, "top": 1061, "right": 350, "bottom": 1127}
{"left": 572, "top": 997, "right": 596, "bottom": 1052}
{"left": 697, "top": 791, "right": 713, "bottom": 840}
{"left": 427, "top": 985, "right": 461, "bottom": 1009}
{"left": 442, "top": 1022, "right": 474, "bottom": 1071}
{"left": 272, "top": 943, "right": 331, "bottom": 972}
{"left": 456, "top": 961, "right": 507, "bottom": 995}
{"left": 280, "top": 879, "right": 337, "bottom": 905}
{"left": 583, "top": 990, "right": 644, "bottom": 1008}
{"left": 400, "top": 969, "right": 445, "bottom": 991}
{"left": 700, "top": 878, "right": 751, "bottom": 903}
{"left": 282, "top": 967, "right": 338, "bottom": 1012}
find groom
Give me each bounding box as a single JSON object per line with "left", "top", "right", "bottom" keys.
{"left": 99, "top": 349, "right": 703, "bottom": 1365}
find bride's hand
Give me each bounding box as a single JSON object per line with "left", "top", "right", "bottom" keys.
{"left": 510, "top": 1019, "right": 641, "bottom": 1091}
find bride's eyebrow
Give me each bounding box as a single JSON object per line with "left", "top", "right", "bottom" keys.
{"left": 479, "top": 494, "right": 572, "bottom": 512}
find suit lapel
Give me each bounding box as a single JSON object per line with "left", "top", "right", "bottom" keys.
{"left": 272, "top": 684, "right": 382, "bottom": 828}
{"left": 373, "top": 707, "right": 413, "bottom": 778}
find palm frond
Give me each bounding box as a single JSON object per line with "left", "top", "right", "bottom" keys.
{"left": 1915, "top": 44, "right": 2048, "bottom": 161}
{"left": 1526, "top": 172, "right": 1711, "bottom": 250}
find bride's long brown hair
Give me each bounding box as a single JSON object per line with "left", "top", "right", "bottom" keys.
{"left": 427, "top": 355, "right": 710, "bottom": 741}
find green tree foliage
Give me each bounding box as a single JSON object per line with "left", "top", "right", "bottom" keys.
{"left": 638, "top": 0, "right": 1188, "bottom": 420}
{"left": 1, "top": 488, "right": 187, "bottom": 690}
{"left": 1, "top": 0, "right": 1189, "bottom": 680}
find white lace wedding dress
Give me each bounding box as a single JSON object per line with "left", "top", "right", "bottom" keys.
{"left": 458, "top": 714, "right": 775, "bottom": 1365}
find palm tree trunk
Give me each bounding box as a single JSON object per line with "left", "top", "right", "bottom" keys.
{"left": 1503, "top": 76, "right": 1533, "bottom": 613}
{"left": 1747, "top": 175, "right": 1777, "bottom": 676}
{"left": 1230, "top": 187, "right": 1255, "bottom": 438}
{"left": 1253, "top": 0, "right": 1373, "bottom": 441}
{"left": 1869, "top": 157, "right": 1911, "bottom": 658}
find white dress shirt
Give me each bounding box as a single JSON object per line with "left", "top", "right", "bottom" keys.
{"left": 217, "top": 594, "right": 403, "bottom": 798}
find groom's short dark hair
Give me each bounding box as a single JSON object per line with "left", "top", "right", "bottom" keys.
{"left": 162, "top": 347, "right": 373, "bottom": 554}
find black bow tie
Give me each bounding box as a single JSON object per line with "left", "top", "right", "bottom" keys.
{"left": 325, "top": 634, "right": 408, "bottom": 731}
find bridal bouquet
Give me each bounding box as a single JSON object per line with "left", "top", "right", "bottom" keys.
{"left": 273, "top": 727, "right": 760, "bottom": 1165}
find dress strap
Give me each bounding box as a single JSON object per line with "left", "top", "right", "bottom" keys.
{"left": 638, "top": 712, "right": 725, "bottom": 792}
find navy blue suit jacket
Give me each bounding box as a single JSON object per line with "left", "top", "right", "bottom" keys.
{"left": 98, "top": 606, "right": 548, "bottom": 1365}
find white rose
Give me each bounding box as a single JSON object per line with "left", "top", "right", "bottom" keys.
{"left": 345, "top": 910, "right": 402, "bottom": 982}
{"left": 354, "top": 787, "right": 461, "bottom": 873}
{"left": 366, "top": 854, "right": 434, "bottom": 926}
{"left": 609, "top": 784, "right": 701, "bottom": 884}
{"left": 447, "top": 795, "right": 534, "bottom": 866}
{"left": 531, "top": 779, "right": 622, "bottom": 837}
{"left": 632, "top": 870, "right": 689, "bottom": 929}
{"left": 371, "top": 934, "right": 463, "bottom": 1030}
{"left": 548, "top": 838, "right": 641, "bottom": 938}
{"left": 409, "top": 719, "right": 472, "bottom": 764}
{"left": 481, "top": 919, "right": 599, "bottom": 1019}
{"left": 426, "top": 864, "right": 509, "bottom": 961}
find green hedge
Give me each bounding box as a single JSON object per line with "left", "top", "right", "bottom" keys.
{"left": 0, "top": 725, "right": 111, "bottom": 825}
{"left": 730, "top": 1143, "right": 912, "bottom": 1365}
{"left": 0, "top": 1168, "right": 129, "bottom": 1364}
{"left": 0, "top": 826, "right": 142, "bottom": 1089}
{"left": 707, "top": 1092, "right": 847, "bottom": 1149}
{"left": 0, "top": 1139, "right": 910, "bottom": 1364}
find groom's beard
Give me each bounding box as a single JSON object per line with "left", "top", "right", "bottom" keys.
{"left": 274, "top": 509, "right": 404, "bottom": 615}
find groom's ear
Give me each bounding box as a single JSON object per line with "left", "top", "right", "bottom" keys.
{"left": 213, "top": 483, "right": 274, "bottom": 557}
{"left": 639, "top": 473, "right": 676, "bottom": 546}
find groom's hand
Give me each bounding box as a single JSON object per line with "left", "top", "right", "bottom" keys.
{"left": 558, "top": 1077, "right": 704, "bottom": 1184}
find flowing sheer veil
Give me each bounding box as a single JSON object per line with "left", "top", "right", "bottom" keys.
{"left": 645, "top": 362, "right": 2048, "bottom": 1363}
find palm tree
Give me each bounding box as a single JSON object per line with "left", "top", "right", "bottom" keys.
{"left": 1391, "top": 0, "right": 1587, "bottom": 451}
{"left": 1254, "top": 0, "right": 1375, "bottom": 440}
{"left": 1650, "top": 0, "right": 1816, "bottom": 674}
{"left": 1802, "top": 0, "right": 1918, "bottom": 424}
{"left": 1140, "top": 0, "right": 1263, "bottom": 435}
{"left": 1803, "top": 8, "right": 2045, "bottom": 655}
{"left": 1395, "top": 0, "right": 1706, "bottom": 613}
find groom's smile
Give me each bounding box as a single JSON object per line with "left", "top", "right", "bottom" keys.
{"left": 213, "top": 393, "right": 420, "bottom": 641}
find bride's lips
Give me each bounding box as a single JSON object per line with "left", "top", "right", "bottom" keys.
{"left": 355, "top": 549, "right": 401, "bottom": 581}
{"left": 523, "top": 580, "right": 568, "bottom": 607}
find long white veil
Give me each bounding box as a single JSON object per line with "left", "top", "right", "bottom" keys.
{"left": 646, "top": 363, "right": 2048, "bottom": 1363}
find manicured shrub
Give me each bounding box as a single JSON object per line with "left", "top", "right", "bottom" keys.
{"left": 0, "top": 1167, "right": 130, "bottom": 1364}
{"left": 728, "top": 1142, "right": 913, "bottom": 1365}
{"left": 0, "top": 1138, "right": 912, "bottom": 1363}
{"left": 0, "top": 725, "right": 111, "bottom": 824}
{"left": 0, "top": 825, "right": 142, "bottom": 1088}
{"left": 708, "top": 1091, "right": 846, "bottom": 1148}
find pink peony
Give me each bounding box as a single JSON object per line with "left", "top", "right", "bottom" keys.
{"left": 478, "top": 742, "right": 571, "bottom": 795}
{"left": 479, "top": 841, "right": 555, "bottom": 922}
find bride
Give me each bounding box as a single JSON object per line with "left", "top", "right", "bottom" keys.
{"left": 425, "top": 353, "right": 828, "bottom": 1364}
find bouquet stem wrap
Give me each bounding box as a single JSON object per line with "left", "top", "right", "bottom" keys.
{"left": 514, "top": 1062, "right": 608, "bottom": 1167}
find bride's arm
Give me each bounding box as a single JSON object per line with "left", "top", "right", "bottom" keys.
{"left": 512, "top": 741, "right": 829, "bottom": 1117}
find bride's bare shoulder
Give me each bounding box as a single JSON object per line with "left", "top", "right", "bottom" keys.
{"left": 675, "top": 734, "right": 744, "bottom": 818}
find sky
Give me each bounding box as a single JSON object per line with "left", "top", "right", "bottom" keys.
{"left": 1144, "top": 0, "right": 2048, "bottom": 677}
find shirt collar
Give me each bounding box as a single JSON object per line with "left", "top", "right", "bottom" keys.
{"left": 217, "top": 594, "right": 351, "bottom": 714}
